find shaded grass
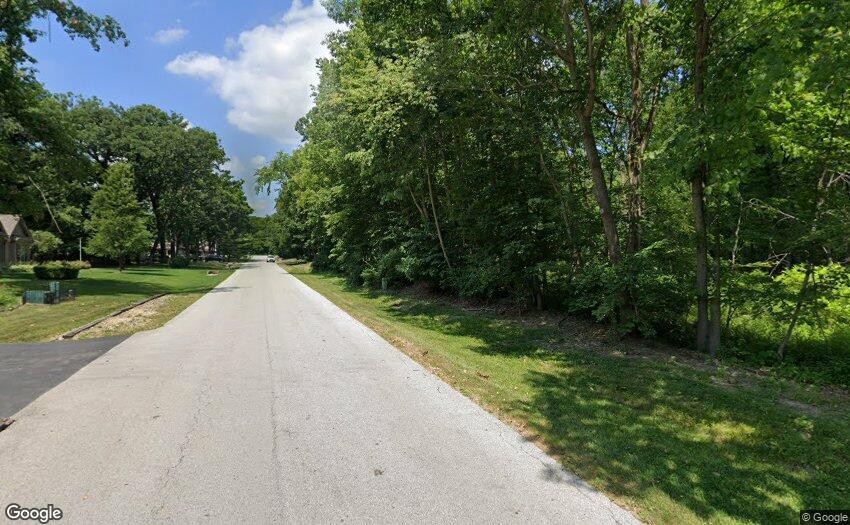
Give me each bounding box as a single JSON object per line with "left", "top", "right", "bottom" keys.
{"left": 282, "top": 260, "right": 850, "bottom": 525}
{"left": 0, "top": 265, "right": 234, "bottom": 342}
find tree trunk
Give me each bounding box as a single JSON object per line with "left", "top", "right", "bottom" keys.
{"left": 708, "top": 235, "right": 722, "bottom": 357}
{"left": 778, "top": 169, "right": 831, "bottom": 359}
{"left": 692, "top": 173, "right": 710, "bottom": 351}
{"left": 692, "top": 0, "right": 711, "bottom": 352}
{"left": 577, "top": 111, "right": 622, "bottom": 265}
{"left": 426, "top": 167, "right": 452, "bottom": 271}
{"left": 537, "top": 140, "right": 579, "bottom": 264}
{"left": 150, "top": 194, "right": 167, "bottom": 261}
{"left": 725, "top": 198, "right": 745, "bottom": 332}
{"left": 777, "top": 262, "right": 813, "bottom": 361}
{"left": 422, "top": 138, "right": 452, "bottom": 270}
{"left": 408, "top": 184, "right": 428, "bottom": 224}
{"left": 626, "top": 152, "right": 643, "bottom": 254}
{"left": 625, "top": 11, "right": 645, "bottom": 255}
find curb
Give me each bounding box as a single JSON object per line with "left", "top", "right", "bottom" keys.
{"left": 60, "top": 293, "right": 169, "bottom": 340}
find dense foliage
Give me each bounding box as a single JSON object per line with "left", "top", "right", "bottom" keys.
{"left": 261, "top": 0, "right": 850, "bottom": 382}
{"left": 30, "top": 230, "right": 62, "bottom": 261}
{"left": 1, "top": 3, "right": 252, "bottom": 264}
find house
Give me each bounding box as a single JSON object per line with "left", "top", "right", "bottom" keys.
{"left": 0, "top": 214, "right": 33, "bottom": 264}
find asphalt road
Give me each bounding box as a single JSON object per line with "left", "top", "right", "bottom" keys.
{"left": 0, "top": 259, "right": 639, "bottom": 524}
{"left": 0, "top": 336, "right": 127, "bottom": 418}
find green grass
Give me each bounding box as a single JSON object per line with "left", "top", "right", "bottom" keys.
{"left": 0, "top": 265, "right": 234, "bottom": 342}
{"left": 282, "top": 260, "right": 850, "bottom": 525}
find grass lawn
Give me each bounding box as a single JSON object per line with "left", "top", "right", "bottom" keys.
{"left": 282, "top": 260, "right": 849, "bottom": 525}
{"left": 0, "top": 265, "right": 234, "bottom": 343}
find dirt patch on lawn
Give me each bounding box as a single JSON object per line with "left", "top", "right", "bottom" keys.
{"left": 73, "top": 295, "right": 174, "bottom": 339}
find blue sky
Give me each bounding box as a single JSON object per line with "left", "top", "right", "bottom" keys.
{"left": 28, "top": 0, "right": 340, "bottom": 216}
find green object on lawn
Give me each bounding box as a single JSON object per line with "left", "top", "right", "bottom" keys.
{"left": 22, "top": 290, "right": 55, "bottom": 305}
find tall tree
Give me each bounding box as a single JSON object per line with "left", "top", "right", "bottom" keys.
{"left": 86, "top": 163, "right": 152, "bottom": 270}
{"left": 532, "top": 0, "right": 626, "bottom": 266}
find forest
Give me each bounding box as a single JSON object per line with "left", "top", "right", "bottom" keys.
{"left": 258, "top": 0, "right": 850, "bottom": 386}
{"left": 1, "top": 1, "right": 252, "bottom": 264}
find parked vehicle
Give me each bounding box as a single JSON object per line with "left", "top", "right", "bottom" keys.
{"left": 204, "top": 254, "right": 225, "bottom": 262}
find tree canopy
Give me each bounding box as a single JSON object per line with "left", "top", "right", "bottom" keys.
{"left": 1, "top": 2, "right": 253, "bottom": 262}
{"left": 261, "top": 0, "right": 850, "bottom": 383}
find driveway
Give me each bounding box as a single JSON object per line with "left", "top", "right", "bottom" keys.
{"left": 0, "top": 259, "right": 639, "bottom": 524}
{"left": 0, "top": 336, "right": 127, "bottom": 418}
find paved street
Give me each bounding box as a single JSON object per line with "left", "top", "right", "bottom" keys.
{"left": 0, "top": 336, "right": 127, "bottom": 418}
{"left": 0, "top": 259, "right": 638, "bottom": 524}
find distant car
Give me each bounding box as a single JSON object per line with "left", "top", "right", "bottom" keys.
{"left": 204, "top": 254, "right": 225, "bottom": 262}
{"left": 266, "top": 255, "right": 276, "bottom": 263}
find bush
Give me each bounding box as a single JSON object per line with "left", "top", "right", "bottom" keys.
{"left": 564, "top": 240, "right": 691, "bottom": 337}
{"left": 32, "top": 261, "right": 89, "bottom": 280}
{"left": 169, "top": 255, "right": 190, "bottom": 268}
{"left": 0, "top": 284, "right": 18, "bottom": 309}
{"left": 65, "top": 260, "right": 92, "bottom": 270}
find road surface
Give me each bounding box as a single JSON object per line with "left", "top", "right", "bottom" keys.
{"left": 0, "top": 336, "right": 127, "bottom": 418}
{"left": 0, "top": 259, "right": 639, "bottom": 524}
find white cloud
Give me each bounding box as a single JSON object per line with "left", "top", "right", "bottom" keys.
{"left": 152, "top": 27, "right": 189, "bottom": 45}
{"left": 224, "top": 155, "right": 275, "bottom": 215}
{"left": 166, "top": 0, "right": 342, "bottom": 145}
{"left": 222, "top": 156, "right": 246, "bottom": 177}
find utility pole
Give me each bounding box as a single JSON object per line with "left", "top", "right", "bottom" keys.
{"left": 79, "top": 238, "right": 82, "bottom": 261}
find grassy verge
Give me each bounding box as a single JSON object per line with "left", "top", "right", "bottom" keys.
{"left": 75, "top": 292, "right": 207, "bottom": 340}
{"left": 282, "top": 260, "right": 849, "bottom": 525}
{"left": 0, "top": 265, "right": 234, "bottom": 342}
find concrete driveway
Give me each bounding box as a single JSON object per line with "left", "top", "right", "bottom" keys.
{"left": 0, "top": 336, "right": 127, "bottom": 418}
{"left": 0, "top": 259, "right": 639, "bottom": 524}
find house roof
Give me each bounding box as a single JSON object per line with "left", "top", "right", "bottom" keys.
{"left": 0, "top": 214, "right": 32, "bottom": 240}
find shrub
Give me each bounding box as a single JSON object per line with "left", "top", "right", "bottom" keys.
{"left": 0, "top": 284, "right": 18, "bottom": 309}
{"left": 32, "top": 261, "right": 88, "bottom": 280}
{"left": 564, "top": 240, "right": 691, "bottom": 337}
{"left": 169, "top": 255, "right": 190, "bottom": 268}
{"left": 65, "top": 260, "right": 92, "bottom": 270}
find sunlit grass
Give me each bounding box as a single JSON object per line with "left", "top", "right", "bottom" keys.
{"left": 0, "top": 265, "right": 234, "bottom": 342}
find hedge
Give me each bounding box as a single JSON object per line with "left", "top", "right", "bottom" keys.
{"left": 32, "top": 261, "right": 91, "bottom": 280}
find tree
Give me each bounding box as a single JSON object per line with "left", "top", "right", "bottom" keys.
{"left": 271, "top": 0, "right": 849, "bottom": 370}
{"left": 30, "top": 230, "right": 62, "bottom": 261}
{"left": 86, "top": 164, "right": 152, "bottom": 270}
{"left": 67, "top": 96, "right": 124, "bottom": 171}
{"left": 117, "top": 105, "right": 229, "bottom": 259}
{"left": 531, "top": 0, "right": 626, "bottom": 267}
{"left": 1, "top": 2, "right": 125, "bottom": 252}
